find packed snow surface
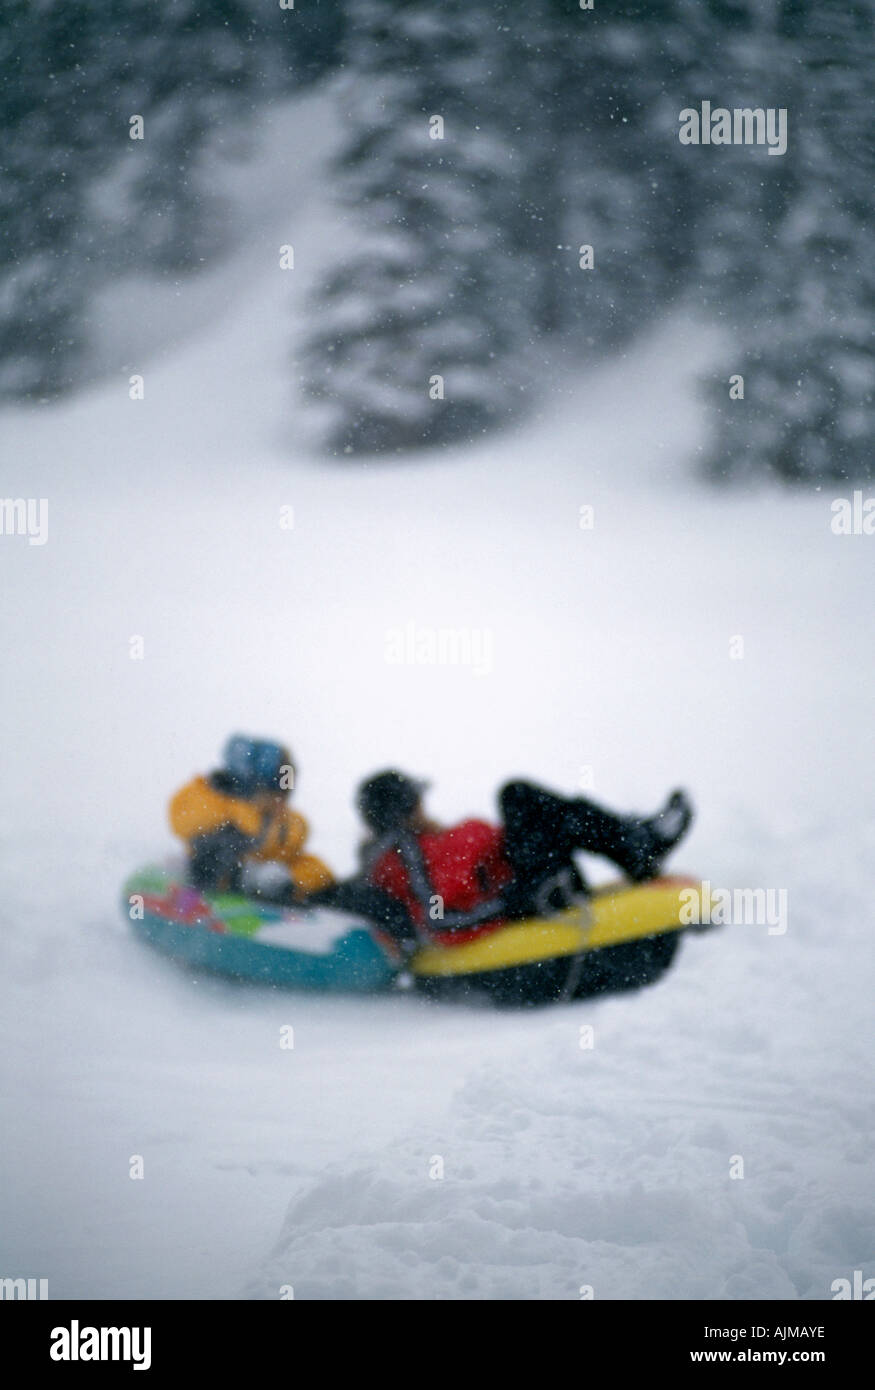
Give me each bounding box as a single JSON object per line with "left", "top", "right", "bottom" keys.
{"left": 1, "top": 96, "right": 872, "bottom": 1300}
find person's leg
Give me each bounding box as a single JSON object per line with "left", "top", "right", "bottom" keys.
{"left": 499, "top": 780, "right": 693, "bottom": 910}
{"left": 591, "top": 790, "right": 693, "bottom": 881}
{"left": 309, "top": 880, "right": 417, "bottom": 945}
{"left": 499, "top": 782, "right": 589, "bottom": 916}
{"left": 188, "top": 825, "right": 251, "bottom": 892}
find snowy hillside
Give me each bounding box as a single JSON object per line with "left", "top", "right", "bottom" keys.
{"left": 1, "top": 95, "right": 873, "bottom": 1301}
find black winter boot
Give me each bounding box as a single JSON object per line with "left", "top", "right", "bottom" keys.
{"left": 624, "top": 790, "right": 694, "bottom": 882}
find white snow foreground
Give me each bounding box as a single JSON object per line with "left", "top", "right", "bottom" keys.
{"left": 246, "top": 823, "right": 874, "bottom": 1302}
{"left": 0, "top": 93, "right": 873, "bottom": 1301}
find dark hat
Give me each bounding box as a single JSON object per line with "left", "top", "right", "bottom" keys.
{"left": 356, "top": 770, "right": 428, "bottom": 833}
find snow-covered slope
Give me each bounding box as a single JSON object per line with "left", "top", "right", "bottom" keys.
{"left": 0, "top": 94, "right": 872, "bottom": 1300}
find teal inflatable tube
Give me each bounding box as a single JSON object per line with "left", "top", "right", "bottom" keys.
{"left": 123, "top": 866, "right": 397, "bottom": 993}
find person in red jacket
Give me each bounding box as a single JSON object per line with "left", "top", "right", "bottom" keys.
{"left": 309, "top": 773, "right": 512, "bottom": 950}
{"left": 357, "top": 775, "right": 512, "bottom": 939}
{"left": 343, "top": 771, "right": 693, "bottom": 943}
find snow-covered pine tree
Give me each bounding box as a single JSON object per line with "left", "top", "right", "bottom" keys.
{"left": 0, "top": 1, "right": 108, "bottom": 398}
{"left": 104, "top": 0, "right": 280, "bottom": 275}
{"left": 695, "top": 0, "right": 875, "bottom": 482}
{"left": 0, "top": 0, "right": 247, "bottom": 397}
{"left": 0, "top": 0, "right": 338, "bottom": 401}
{"left": 299, "top": 0, "right": 560, "bottom": 455}
{"left": 549, "top": 0, "right": 699, "bottom": 355}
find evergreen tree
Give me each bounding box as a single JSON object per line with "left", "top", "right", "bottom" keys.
{"left": 694, "top": 0, "right": 875, "bottom": 482}
{"left": 0, "top": 0, "right": 341, "bottom": 400}
{"left": 299, "top": 0, "right": 562, "bottom": 455}
{"left": 549, "top": 1, "right": 699, "bottom": 353}
{"left": 300, "top": 0, "right": 714, "bottom": 454}
{"left": 2, "top": 0, "right": 871, "bottom": 482}
{"left": 0, "top": 1, "right": 108, "bottom": 396}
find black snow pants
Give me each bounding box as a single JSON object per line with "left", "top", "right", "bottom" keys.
{"left": 498, "top": 780, "right": 656, "bottom": 917}
{"left": 308, "top": 880, "right": 417, "bottom": 944}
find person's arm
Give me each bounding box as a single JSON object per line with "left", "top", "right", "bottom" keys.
{"left": 287, "top": 853, "right": 335, "bottom": 895}
{"left": 169, "top": 776, "right": 261, "bottom": 842}
{"left": 260, "top": 806, "right": 334, "bottom": 895}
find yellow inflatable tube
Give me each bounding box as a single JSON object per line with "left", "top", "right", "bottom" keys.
{"left": 410, "top": 877, "right": 699, "bottom": 979}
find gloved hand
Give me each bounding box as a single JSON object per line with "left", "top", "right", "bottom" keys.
{"left": 253, "top": 879, "right": 308, "bottom": 908}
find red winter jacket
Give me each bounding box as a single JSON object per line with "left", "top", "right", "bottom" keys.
{"left": 368, "top": 819, "right": 513, "bottom": 938}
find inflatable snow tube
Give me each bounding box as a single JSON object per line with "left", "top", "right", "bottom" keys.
{"left": 123, "top": 868, "right": 704, "bottom": 1005}
{"left": 409, "top": 877, "right": 700, "bottom": 1006}
{"left": 123, "top": 866, "right": 397, "bottom": 993}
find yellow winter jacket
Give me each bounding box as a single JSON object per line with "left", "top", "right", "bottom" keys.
{"left": 169, "top": 775, "right": 334, "bottom": 895}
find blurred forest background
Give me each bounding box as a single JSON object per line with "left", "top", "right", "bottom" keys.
{"left": 1, "top": 0, "right": 872, "bottom": 480}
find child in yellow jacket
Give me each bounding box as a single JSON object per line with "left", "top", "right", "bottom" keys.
{"left": 169, "top": 735, "right": 334, "bottom": 900}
